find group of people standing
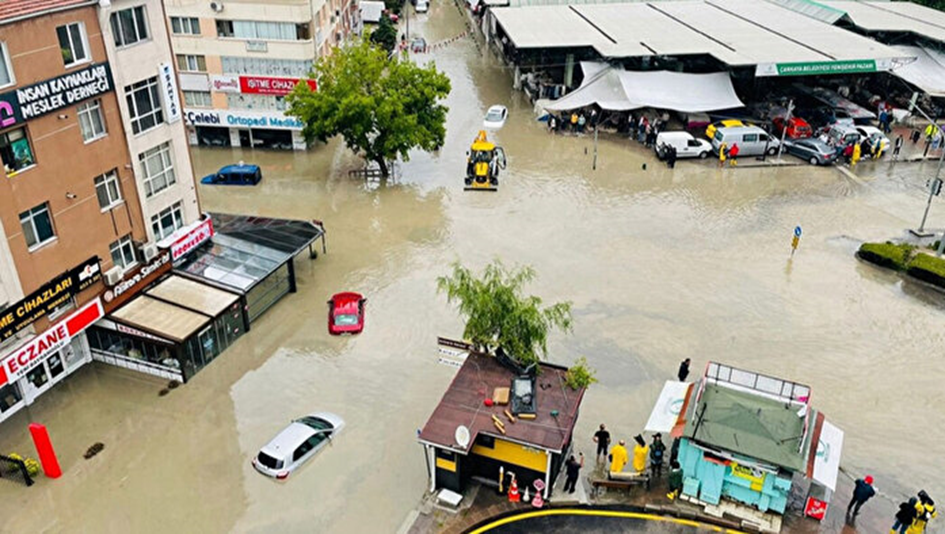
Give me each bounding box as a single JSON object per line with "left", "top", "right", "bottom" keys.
{"left": 547, "top": 108, "right": 599, "bottom": 135}
{"left": 849, "top": 475, "right": 938, "bottom": 533}
{"left": 628, "top": 113, "right": 667, "bottom": 148}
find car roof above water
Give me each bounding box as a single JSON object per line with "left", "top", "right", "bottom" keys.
{"left": 260, "top": 422, "right": 315, "bottom": 460}
{"left": 218, "top": 164, "right": 260, "bottom": 174}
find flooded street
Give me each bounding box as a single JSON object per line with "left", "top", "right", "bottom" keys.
{"left": 2, "top": 1, "right": 945, "bottom": 532}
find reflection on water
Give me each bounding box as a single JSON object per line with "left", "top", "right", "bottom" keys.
{"left": 1, "top": 1, "right": 945, "bottom": 532}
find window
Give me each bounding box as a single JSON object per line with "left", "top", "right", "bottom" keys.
{"left": 170, "top": 16, "right": 201, "bottom": 35}
{"left": 139, "top": 142, "right": 176, "bottom": 197}
{"left": 183, "top": 90, "right": 211, "bottom": 107}
{"left": 0, "top": 42, "right": 14, "bottom": 88}
{"left": 230, "top": 94, "right": 286, "bottom": 112}
{"left": 2, "top": 127, "right": 35, "bottom": 175}
{"left": 77, "top": 99, "right": 106, "bottom": 142}
{"left": 110, "top": 6, "right": 149, "bottom": 47}
{"left": 217, "top": 20, "right": 308, "bottom": 40}
{"left": 57, "top": 22, "right": 89, "bottom": 67}
{"left": 176, "top": 54, "right": 206, "bottom": 72}
{"left": 109, "top": 235, "right": 136, "bottom": 270}
{"left": 151, "top": 201, "right": 184, "bottom": 240}
{"left": 221, "top": 56, "right": 311, "bottom": 77}
{"left": 19, "top": 203, "right": 55, "bottom": 249}
{"left": 743, "top": 134, "right": 758, "bottom": 143}
{"left": 125, "top": 77, "right": 164, "bottom": 134}
{"left": 94, "top": 170, "right": 122, "bottom": 210}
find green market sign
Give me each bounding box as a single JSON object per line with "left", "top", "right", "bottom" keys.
{"left": 755, "top": 59, "right": 888, "bottom": 77}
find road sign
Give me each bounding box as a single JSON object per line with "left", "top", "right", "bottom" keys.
{"left": 794, "top": 226, "right": 803, "bottom": 237}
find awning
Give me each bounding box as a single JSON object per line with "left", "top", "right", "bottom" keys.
{"left": 891, "top": 45, "right": 945, "bottom": 98}
{"left": 146, "top": 275, "right": 240, "bottom": 317}
{"left": 645, "top": 381, "right": 693, "bottom": 434}
{"left": 808, "top": 417, "right": 844, "bottom": 491}
{"left": 544, "top": 63, "right": 744, "bottom": 113}
{"left": 110, "top": 296, "right": 209, "bottom": 343}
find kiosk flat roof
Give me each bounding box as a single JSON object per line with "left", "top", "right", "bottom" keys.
{"left": 492, "top": 0, "right": 909, "bottom": 66}
{"left": 147, "top": 275, "right": 240, "bottom": 318}
{"left": 111, "top": 296, "right": 210, "bottom": 343}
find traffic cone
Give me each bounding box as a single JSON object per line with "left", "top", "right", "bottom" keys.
{"left": 508, "top": 475, "right": 520, "bottom": 503}
{"left": 531, "top": 489, "right": 544, "bottom": 508}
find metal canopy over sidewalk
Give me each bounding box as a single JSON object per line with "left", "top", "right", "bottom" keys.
{"left": 492, "top": 0, "right": 911, "bottom": 67}
{"left": 819, "top": 0, "right": 945, "bottom": 43}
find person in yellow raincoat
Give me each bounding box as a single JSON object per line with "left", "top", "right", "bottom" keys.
{"left": 632, "top": 434, "right": 649, "bottom": 474}
{"left": 852, "top": 142, "right": 862, "bottom": 168}
{"left": 908, "top": 491, "right": 937, "bottom": 534}
{"left": 609, "top": 440, "right": 629, "bottom": 474}
{"left": 718, "top": 142, "right": 727, "bottom": 169}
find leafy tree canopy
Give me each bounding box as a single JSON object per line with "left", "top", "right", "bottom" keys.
{"left": 286, "top": 40, "right": 450, "bottom": 177}
{"left": 437, "top": 260, "right": 572, "bottom": 368}
{"left": 370, "top": 14, "right": 397, "bottom": 53}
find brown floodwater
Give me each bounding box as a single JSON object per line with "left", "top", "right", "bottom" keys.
{"left": 2, "top": 1, "right": 944, "bottom": 532}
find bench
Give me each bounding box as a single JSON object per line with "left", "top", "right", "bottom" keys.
{"left": 590, "top": 473, "right": 651, "bottom": 497}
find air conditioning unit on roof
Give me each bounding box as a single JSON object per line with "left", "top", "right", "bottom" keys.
{"left": 104, "top": 266, "right": 124, "bottom": 286}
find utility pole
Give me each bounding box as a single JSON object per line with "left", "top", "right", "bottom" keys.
{"left": 592, "top": 123, "right": 599, "bottom": 171}
{"left": 908, "top": 92, "right": 945, "bottom": 237}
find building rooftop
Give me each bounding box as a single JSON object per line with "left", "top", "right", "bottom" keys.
{"left": 418, "top": 351, "right": 584, "bottom": 454}
{"left": 0, "top": 0, "right": 90, "bottom": 23}
{"left": 683, "top": 383, "right": 812, "bottom": 471}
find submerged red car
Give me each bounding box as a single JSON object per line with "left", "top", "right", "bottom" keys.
{"left": 328, "top": 292, "right": 366, "bottom": 335}
{"left": 772, "top": 116, "right": 813, "bottom": 139}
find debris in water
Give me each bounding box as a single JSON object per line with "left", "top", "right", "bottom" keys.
{"left": 168, "top": 380, "right": 181, "bottom": 390}
{"left": 84, "top": 443, "right": 104, "bottom": 459}
{"left": 159, "top": 388, "right": 170, "bottom": 396}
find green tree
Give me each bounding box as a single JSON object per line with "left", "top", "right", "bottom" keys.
{"left": 286, "top": 41, "right": 450, "bottom": 178}
{"left": 437, "top": 261, "right": 573, "bottom": 368}
{"left": 370, "top": 14, "right": 397, "bottom": 54}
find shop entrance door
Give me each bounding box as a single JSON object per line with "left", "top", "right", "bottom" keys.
{"left": 22, "top": 351, "right": 67, "bottom": 404}
{"left": 198, "top": 326, "right": 218, "bottom": 364}
{"left": 238, "top": 129, "right": 252, "bottom": 148}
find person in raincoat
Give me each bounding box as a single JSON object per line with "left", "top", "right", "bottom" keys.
{"left": 632, "top": 434, "right": 649, "bottom": 474}
{"left": 852, "top": 142, "right": 862, "bottom": 168}
{"left": 728, "top": 142, "right": 740, "bottom": 166}
{"left": 609, "top": 440, "right": 629, "bottom": 474}
{"left": 718, "top": 142, "right": 728, "bottom": 168}
{"left": 892, "top": 497, "right": 918, "bottom": 534}
{"left": 908, "top": 491, "right": 937, "bottom": 534}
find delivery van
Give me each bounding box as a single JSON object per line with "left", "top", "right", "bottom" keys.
{"left": 711, "top": 126, "right": 779, "bottom": 157}
{"left": 655, "top": 131, "right": 713, "bottom": 160}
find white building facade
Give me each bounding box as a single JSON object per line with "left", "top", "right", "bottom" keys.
{"left": 164, "top": 0, "right": 358, "bottom": 151}
{"left": 97, "top": 0, "right": 201, "bottom": 243}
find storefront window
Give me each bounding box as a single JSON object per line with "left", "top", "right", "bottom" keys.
{"left": 47, "top": 352, "right": 65, "bottom": 379}
{"left": 246, "top": 262, "right": 291, "bottom": 321}
{"left": 27, "top": 365, "right": 49, "bottom": 389}
{"left": 0, "top": 382, "right": 23, "bottom": 412}
{"left": 87, "top": 327, "right": 180, "bottom": 371}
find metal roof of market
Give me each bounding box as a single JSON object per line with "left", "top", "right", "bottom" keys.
{"left": 418, "top": 351, "right": 585, "bottom": 454}
{"left": 817, "top": 1, "right": 945, "bottom": 43}
{"left": 491, "top": 0, "right": 911, "bottom": 66}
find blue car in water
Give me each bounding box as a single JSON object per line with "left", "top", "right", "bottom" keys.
{"left": 201, "top": 164, "right": 262, "bottom": 186}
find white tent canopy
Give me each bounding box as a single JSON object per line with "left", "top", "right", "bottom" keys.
{"left": 891, "top": 45, "right": 945, "bottom": 98}
{"left": 544, "top": 62, "right": 745, "bottom": 113}
{"left": 645, "top": 381, "right": 693, "bottom": 434}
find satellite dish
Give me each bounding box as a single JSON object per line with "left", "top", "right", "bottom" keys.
{"left": 455, "top": 425, "right": 470, "bottom": 448}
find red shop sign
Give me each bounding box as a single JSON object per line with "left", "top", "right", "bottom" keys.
{"left": 0, "top": 298, "right": 103, "bottom": 386}
{"left": 169, "top": 217, "right": 214, "bottom": 261}
{"left": 805, "top": 496, "right": 828, "bottom": 521}
{"left": 239, "top": 75, "right": 317, "bottom": 96}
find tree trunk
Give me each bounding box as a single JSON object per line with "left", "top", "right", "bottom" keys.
{"left": 374, "top": 157, "right": 390, "bottom": 178}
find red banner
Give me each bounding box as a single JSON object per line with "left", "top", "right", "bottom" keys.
{"left": 239, "top": 76, "right": 317, "bottom": 96}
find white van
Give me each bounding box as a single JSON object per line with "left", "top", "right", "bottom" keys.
{"left": 416, "top": 0, "right": 429, "bottom": 12}
{"left": 711, "top": 126, "right": 779, "bottom": 157}
{"left": 655, "top": 131, "right": 713, "bottom": 160}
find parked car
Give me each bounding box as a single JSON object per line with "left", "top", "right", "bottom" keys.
{"left": 711, "top": 126, "right": 779, "bottom": 156}
{"left": 705, "top": 119, "right": 749, "bottom": 140}
{"left": 655, "top": 131, "right": 712, "bottom": 159}
{"left": 804, "top": 106, "right": 855, "bottom": 129}
{"left": 483, "top": 105, "right": 508, "bottom": 130}
{"left": 855, "top": 126, "right": 890, "bottom": 152}
{"left": 201, "top": 163, "right": 262, "bottom": 185}
{"left": 772, "top": 116, "right": 813, "bottom": 139}
{"left": 416, "top": 0, "right": 429, "bottom": 12}
{"left": 821, "top": 124, "right": 861, "bottom": 148}
{"left": 783, "top": 138, "right": 838, "bottom": 165}
{"left": 328, "top": 292, "right": 366, "bottom": 335}
{"left": 253, "top": 413, "right": 345, "bottom": 479}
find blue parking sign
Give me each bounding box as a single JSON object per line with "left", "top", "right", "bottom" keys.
{"left": 794, "top": 226, "right": 802, "bottom": 237}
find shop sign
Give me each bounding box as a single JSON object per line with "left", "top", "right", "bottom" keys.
{"left": 102, "top": 251, "right": 172, "bottom": 313}
{"left": 240, "top": 76, "right": 317, "bottom": 96}
{"left": 184, "top": 109, "right": 303, "bottom": 131}
{"left": 161, "top": 217, "right": 215, "bottom": 261}
{"left": 756, "top": 60, "right": 881, "bottom": 77}
{"left": 0, "top": 257, "right": 101, "bottom": 341}
{"left": 0, "top": 298, "right": 103, "bottom": 387}
{"left": 159, "top": 63, "right": 182, "bottom": 124}
{"left": 96, "top": 319, "right": 173, "bottom": 345}
{"left": 0, "top": 63, "right": 114, "bottom": 127}
{"left": 209, "top": 75, "right": 240, "bottom": 93}
{"left": 804, "top": 496, "right": 827, "bottom": 521}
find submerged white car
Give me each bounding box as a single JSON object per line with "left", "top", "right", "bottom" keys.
{"left": 253, "top": 412, "right": 345, "bottom": 479}
{"left": 855, "top": 125, "right": 890, "bottom": 152}
{"left": 483, "top": 105, "right": 508, "bottom": 129}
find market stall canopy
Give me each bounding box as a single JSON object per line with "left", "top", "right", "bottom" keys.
{"left": 543, "top": 63, "right": 744, "bottom": 113}
{"left": 645, "top": 381, "right": 693, "bottom": 434}
{"left": 890, "top": 45, "right": 945, "bottom": 98}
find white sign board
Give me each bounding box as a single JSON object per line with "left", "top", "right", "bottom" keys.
{"left": 159, "top": 63, "right": 182, "bottom": 124}
{"left": 645, "top": 381, "right": 692, "bottom": 433}
{"left": 811, "top": 419, "right": 844, "bottom": 492}
{"left": 209, "top": 75, "right": 240, "bottom": 93}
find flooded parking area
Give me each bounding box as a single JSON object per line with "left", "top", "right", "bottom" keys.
{"left": 2, "top": 1, "right": 945, "bottom": 533}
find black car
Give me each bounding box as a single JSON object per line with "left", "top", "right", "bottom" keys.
{"left": 783, "top": 138, "right": 838, "bottom": 166}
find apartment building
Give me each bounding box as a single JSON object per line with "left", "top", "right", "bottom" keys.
{"left": 0, "top": 0, "right": 202, "bottom": 424}
{"left": 97, "top": 0, "right": 200, "bottom": 243}
{"left": 165, "top": 0, "right": 358, "bottom": 151}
